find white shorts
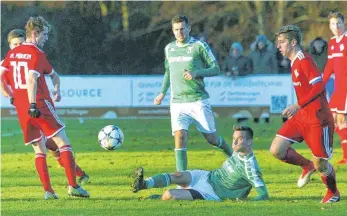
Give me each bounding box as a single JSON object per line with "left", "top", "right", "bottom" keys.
{"left": 187, "top": 170, "right": 220, "bottom": 201}
{"left": 170, "top": 99, "right": 216, "bottom": 135}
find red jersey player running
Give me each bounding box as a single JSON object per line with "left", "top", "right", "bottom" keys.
{"left": 270, "top": 25, "right": 339, "bottom": 203}
{"left": 0, "top": 16, "right": 89, "bottom": 199}
{"left": 323, "top": 12, "right": 347, "bottom": 165}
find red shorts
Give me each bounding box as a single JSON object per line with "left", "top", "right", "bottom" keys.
{"left": 329, "top": 88, "right": 347, "bottom": 114}
{"left": 276, "top": 117, "right": 334, "bottom": 159}
{"left": 16, "top": 99, "right": 65, "bottom": 145}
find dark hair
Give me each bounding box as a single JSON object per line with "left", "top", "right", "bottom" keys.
{"left": 172, "top": 15, "right": 189, "bottom": 25}
{"left": 276, "top": 25, "right": 302, "bottom": 46}
{"left": 328, "top": 11, "right": 344, "bottom": 22}
{"left": 233, "top": 125, "right": 253, "bottom": 139}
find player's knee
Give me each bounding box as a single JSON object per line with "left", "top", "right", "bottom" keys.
{"left": 270, "top": 145, "right": 283, "bottom": 159}
{"left": 162, "top": 190, "right": 174, "bottom": 200}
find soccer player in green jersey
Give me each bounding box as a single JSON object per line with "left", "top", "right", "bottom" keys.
{"left": 153, "top": 15, "right": 232, "bottom": 172}
{"left": 131, "top": 126, "right": 269, "bottom": 201}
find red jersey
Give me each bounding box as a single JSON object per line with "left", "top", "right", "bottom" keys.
{"left": 1, "top": 42, "right": 53, "bottom": 106}
{"left": 323, "top": 32, "right": 347, "bottom": 101}
{"left": 291, "top": 51, "right": 332, "bottom": 124}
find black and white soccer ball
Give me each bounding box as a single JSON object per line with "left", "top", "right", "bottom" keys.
{"left": 98, "top": 125, "right": 124, "bottom": 150}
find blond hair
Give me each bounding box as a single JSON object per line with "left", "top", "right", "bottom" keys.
{"left": 328, "top": 12, "right": 344, "bottom": 22}
{"left": 7, "top": 29, "right": 25, "bottom": 43}
{"left": 25, "top": 16, "right": 51, "bottom": 38}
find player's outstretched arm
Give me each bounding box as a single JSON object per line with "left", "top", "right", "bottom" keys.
{"left": 252, "top": 186, "right": 269, "bottom": 201}
{"left": 0, "top": 69, "right": 13, "bottom": 98}
{"left": 49, "top": 70, "right": 61, "bottom": 102}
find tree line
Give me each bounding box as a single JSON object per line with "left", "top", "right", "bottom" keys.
{"left": 1, "top": 1, "right": 347, "bottom": 75}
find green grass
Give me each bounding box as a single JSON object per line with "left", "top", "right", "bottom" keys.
{"left": 1, "top": 117, "right": 346, "bottom": 216}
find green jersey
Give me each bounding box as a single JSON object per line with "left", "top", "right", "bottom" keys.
{"left": 160, "top": 37, "right": 220, "bottom": 103}
{"left": 208, "top": 151, "right": 269, "bottom": 201}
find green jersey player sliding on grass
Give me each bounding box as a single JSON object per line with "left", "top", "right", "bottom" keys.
{"left": 132, "top": 126, "right": 269, "bottom": 201}
{"left": 153, "top": 14, "right": 232, "bottom": 172}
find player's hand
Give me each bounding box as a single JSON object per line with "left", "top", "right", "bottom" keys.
{"left": 28, "top": 103, "right": 41, "bottom": 118}
{"left": 282, "top": 104, "right": 300, "bottom": 118}
{"left": 52, "top": 90, "right": 61, "bottom": 102}
{"left": 183, "top": 69, "right": 197, "bottom": 80}
{"left": 154, "top": 93, "right": 165, "bottom": 105}
{"left": 10, "top": 97, "right": 14, "bottom": 106}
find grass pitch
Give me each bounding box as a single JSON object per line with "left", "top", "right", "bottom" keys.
{"left": 1, "top": 117, "right": 346, "bottom": 216}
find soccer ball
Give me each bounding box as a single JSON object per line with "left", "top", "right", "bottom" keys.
{"left": 98, "top": 125, "right": 124, "bottom": 150}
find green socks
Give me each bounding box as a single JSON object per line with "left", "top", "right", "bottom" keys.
{"left": 175, "top": 148, "right": 187, "bottom": 171}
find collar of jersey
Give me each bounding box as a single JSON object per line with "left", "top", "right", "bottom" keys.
{"left": 334, "top": 31, "right": 347, "bottom": 43}
{"left": 290, "top": 50, "right": 303, "bottom": 67}
{"left": 237, "top": 152, "right": 254, "bottom": 161}
{"left": 21, "top": 42, "right": 44, "bottom": 53}
{"left": 175, "top": 37, "right": 193, "bottom": 47}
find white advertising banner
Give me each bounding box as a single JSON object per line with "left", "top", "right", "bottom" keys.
{"left": 204, "top": 75, "right": 294, "bottom": 113}
{"left": 0, "top": 75, "right": 294, "bottom": 114}
{"left": 132, "top": 76, "right": 171, "bottom": 107}
{"left": 0, "top": 76, "right": 132, "bottom": 108}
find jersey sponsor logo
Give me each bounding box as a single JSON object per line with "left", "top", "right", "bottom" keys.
{"left": 294, "top": 69, "right": 299, "bottom": 78}
{"left": 331, "top": 45, "right": 334, "bottom": 50}
{"left": 187, "top": 46, "right": 193, "bottom": 54}
{"left": 169, "top": 47, "right": 175, "bottom": 52}
{"left": 293, "top": 81, "right": 301, "bottom": 86}
{"left": 340, "top": 44, "right": 344, "bottom": 51}
{"left": 168, "top": 56, "right": 193, "bottom": 63}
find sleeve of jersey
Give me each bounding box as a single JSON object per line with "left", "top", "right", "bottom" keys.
{"left": 43, "top": 54, "right": 54, "bottom": 75}
{"left": 28, "top": 52, "right": 42, "bottom": 77}
{"left": 194, "top": 42, "right": 220, "bottom": 77}
{"left": 1, "top": 57, "right": 9, "bottom": 71}
{"left": 297, "top": 58, "right": 325, "bottom": 108}
{"left": 160, "top": 57, "right": 171, "bottom": 95}
{"left": 252, "top": 186, "right": 269, "bottom": 201}
{"left": 322, "top": 41, "right": 334, "bottom": 85}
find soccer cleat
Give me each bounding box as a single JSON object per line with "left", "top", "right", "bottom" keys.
{"left": 78, "top": 172, "right": 90, "bottom": 185}
{"left": 297, "top": 163, "right": 316, "bottom": 188}
{"left": 68, "top": 185, "right": 90, "bottom": 198}
{"left": 132, "top": 167, "right": 146, "bottom": 193}
{"left": 321, "top": 190, "right": 340, "bottom": 204}
{"left": 44, "top": 191, "right": 59, "bottom": 200}
{"left": 336, "top": 158, "right": 347, "bottom": 165}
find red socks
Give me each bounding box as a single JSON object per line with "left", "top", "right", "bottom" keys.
{"left": 59, "top": 145, "right": 77, "bottom": 187}
{"left": 35, "top": 153, "right": 54, "bottom": 193}
{"left": 320, "top": 164, "right": 337, "bottom": 194}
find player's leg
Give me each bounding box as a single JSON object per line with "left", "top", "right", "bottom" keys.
{"left": 171, "top": 102, "right": 191, "bottom": 171}
{"left": 38, "top": 101, "right": 89, "bottom": 197}
{"left": 31, "top": 138, "right": 58, "bottom": 199}
{"left": 312, "top": 158, "right": 339, "bottom": 203}
{"left": 46, "top": 138, "right": 89, "bottom": 184}
{"left": 270, "top": 120, "right": 314, "bottom": 188}
{"left": 335, "top": 113, "right": 347, "bottom": 164}
{"left": 161, "top": 189, "right": 197, "bottom": 200}
{"left": 192, "top": 99, "right": 232, "bottom": 156}
{"left": 307, "top": 123, "right": 339, "bottom": 203}
{"left": 132, "top": 167, "right": 192, "bottom": 193}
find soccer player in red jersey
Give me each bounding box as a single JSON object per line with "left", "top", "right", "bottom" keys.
{"left": 0, "top": 16, "right": 89, "bottom": 199}
{"left": 3, "top": 29, "right": 90, "bottom": 185}
{"left": 323, "top": 12, "right": 347, "bottom": 165}
{"left": 270, "top": 25, "right": 339, "bottom": 203}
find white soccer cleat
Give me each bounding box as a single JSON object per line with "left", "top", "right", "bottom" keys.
{"left": 68, "top": 185, "right": 90, "bottom": 198}
{"left": 44, "top": 191, "right": 59, "bottom": 200}
{"left": 297, "top": 163, "right": 316, "bottom": 188}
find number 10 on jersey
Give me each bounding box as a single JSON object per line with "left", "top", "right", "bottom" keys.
{"left": 10, "top": 61, "right": 29, "bottom": 89}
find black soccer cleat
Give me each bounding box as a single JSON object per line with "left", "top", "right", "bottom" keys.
{"left": 132, "top": 167, "right": 146, "bottom": 193}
